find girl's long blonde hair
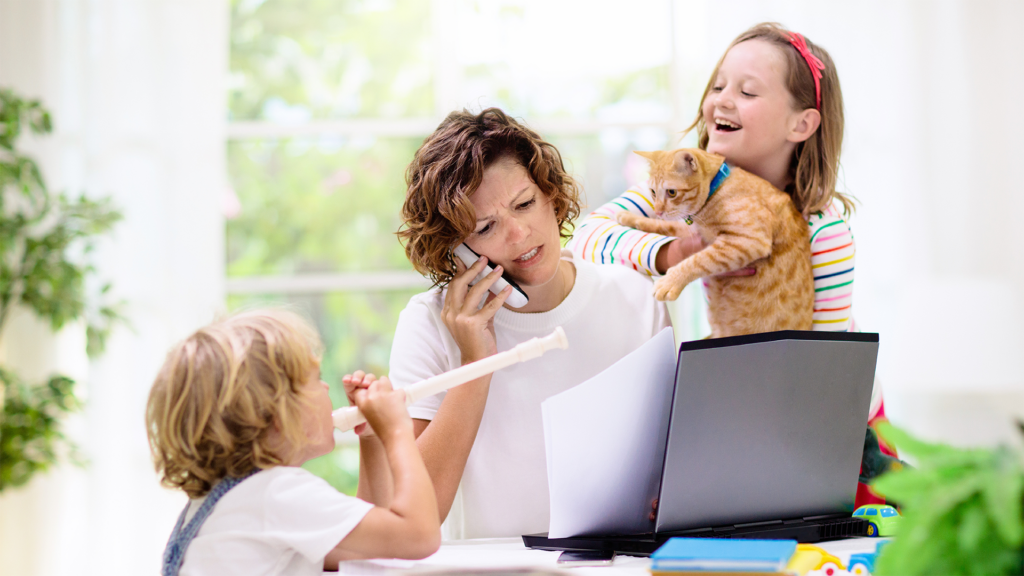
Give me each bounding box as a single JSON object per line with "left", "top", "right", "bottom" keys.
{"left": 687, "top": 22, "right": 855, "bottom": 217}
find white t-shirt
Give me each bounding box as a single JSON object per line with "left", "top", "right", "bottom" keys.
{"left": 389, "top": 251, "right": 670, "bottom": 539}
{"left": 179, "top": 466, "right": 373, "bottom": 576}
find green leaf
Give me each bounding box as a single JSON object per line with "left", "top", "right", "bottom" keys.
{"left": 981, "top": 450, "right": 1024, "bottom": 546}
{"left": 957, "top": 500, "right": 988, "bottom": 553}
{"left": 0, "top": 369, "right": 85, "bottom": 491}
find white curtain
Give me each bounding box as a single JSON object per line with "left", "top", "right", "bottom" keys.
{"left": 0, "top": 1, "right": 228, "bottom": 574}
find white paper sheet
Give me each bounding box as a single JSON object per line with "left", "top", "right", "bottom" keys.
{"left": 542, "top": 327, "right": 678, "bottom": 538}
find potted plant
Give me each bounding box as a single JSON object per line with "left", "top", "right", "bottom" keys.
{"left": 872, "top": 421, "right": 1024, "bottom": 575}
{"left": 0, "top": 88, "right": 121, "bottom": 491}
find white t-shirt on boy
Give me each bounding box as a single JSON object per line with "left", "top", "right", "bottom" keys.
{"left": 179, "top": 466, "right": 372, "bottom": 576}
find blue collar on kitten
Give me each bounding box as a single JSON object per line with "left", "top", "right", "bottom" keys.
{"left": 685, "top": 162, "right": 731, "bottom": 225}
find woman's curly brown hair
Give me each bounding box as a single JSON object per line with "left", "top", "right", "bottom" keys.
{"left": 398, "top": 108, "right": 582, "bottom": 286}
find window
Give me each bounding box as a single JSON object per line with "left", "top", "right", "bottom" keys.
{"left": 227, "top": 0, "right": 696, "bottom": 494}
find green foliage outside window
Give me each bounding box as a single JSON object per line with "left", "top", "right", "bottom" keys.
{"left": 229, "top": 0, "right": 434, "bottom": 121}
{"left": 226, "top": 137, "right": 420, "bottom": 276}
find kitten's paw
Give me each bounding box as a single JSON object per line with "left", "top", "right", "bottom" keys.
{"left": 653, "top": 278, "right": 684, "bottom": 301}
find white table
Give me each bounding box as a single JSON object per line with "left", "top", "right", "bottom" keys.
{"left": 335, "top": 537, "right": 884, "bottom": 575}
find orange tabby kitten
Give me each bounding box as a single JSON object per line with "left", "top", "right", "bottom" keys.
{"left": 618, "top": 148, "right": 813, "bottom": 337}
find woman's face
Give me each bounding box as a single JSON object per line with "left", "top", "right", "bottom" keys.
{"left": 702, "top": 39, "right": 802, "bottom": 176}
{"left": 464, "top": 158, "right": 562, "bottom": 291}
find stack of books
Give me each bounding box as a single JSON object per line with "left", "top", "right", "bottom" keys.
{"left": 649, "top": 538, "right": 798, "bottom": 575}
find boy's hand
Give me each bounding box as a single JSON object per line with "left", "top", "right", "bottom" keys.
{"left": 342, "top": 371, "right": 386, "bottom": 437}
{"left": 352, "top": 376, "right": 411, "bottom": 444}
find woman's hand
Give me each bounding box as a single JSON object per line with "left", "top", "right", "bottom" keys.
{"left": 441, "top": 255, "right": 511, "bottom": 364}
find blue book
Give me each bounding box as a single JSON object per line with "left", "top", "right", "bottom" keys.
{"left": 650, "top": 538, "right": 797, "bottom": 572}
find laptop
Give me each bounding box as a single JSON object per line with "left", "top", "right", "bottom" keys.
{"left": 524, "top": 330, "right": 879, "bottom": 556}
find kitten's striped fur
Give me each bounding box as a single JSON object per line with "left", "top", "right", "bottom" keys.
{"left": 618, "top": 148, "right": 813, "bottom": 337}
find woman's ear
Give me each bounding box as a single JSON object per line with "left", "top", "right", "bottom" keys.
{"left": 787, "top": 108, "right": 821, "bottom": 144}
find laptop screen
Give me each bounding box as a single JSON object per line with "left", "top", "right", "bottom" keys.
{"left": 655, "top": 331, "right": 879, "bottom": 533}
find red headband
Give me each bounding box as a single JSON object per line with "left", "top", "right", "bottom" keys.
{"left": 787, "top": 32, "right": 825, "bottom": 110}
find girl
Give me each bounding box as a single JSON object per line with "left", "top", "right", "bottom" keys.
{"left": 568, "top": 23, "right": 897, "bottom": 505}
{"left": 146, "top": 309, "right": 440, "bottom": 575}
{"left": 569, "top": 22, "right": 856, "bottom": 333}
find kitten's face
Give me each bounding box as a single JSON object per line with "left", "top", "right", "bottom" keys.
{"left": 640, "top": 149, "right": 713, "bottom": 220}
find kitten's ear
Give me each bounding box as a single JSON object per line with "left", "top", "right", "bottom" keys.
{"left": 673, "top": 150, "right": 699, "bottom": 176}
{"left": 633, "top": 151, "right": 658, "bottom": 162}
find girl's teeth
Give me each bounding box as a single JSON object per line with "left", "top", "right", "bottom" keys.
{"left": 715, "top": 119, "right": 740, "bottom": 129}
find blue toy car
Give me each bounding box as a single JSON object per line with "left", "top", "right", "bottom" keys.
{"left": 848, "top": 541, "right": 889, "bottom": 575}
{"left": 848, "top": 552, "right": 876, "bottom": 575}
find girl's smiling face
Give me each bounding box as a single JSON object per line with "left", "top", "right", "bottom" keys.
{"left": 702, "top": 39, "right": 819, "bottom": 188}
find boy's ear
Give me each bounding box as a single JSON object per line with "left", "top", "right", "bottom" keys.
{"left": 788, "top": 108, "right": 822, "bottom": 143}
{"left": 672, "top": 150, "right": 699, "bottom": 176}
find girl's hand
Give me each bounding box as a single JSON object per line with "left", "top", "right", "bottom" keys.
{"left": 441, "top": 254, "right": 511, "bottom": 364}
{"left": 343, "top": 370, "right": 383, "bottom": 437}
{"left": 656, "top": 237, "right": 756, "bottom": 277}
{"left": 655, "top": 236, "right": 701, "bottom": 274}
{"left": 352, "top": 376, "right": 411, "bottom": 444}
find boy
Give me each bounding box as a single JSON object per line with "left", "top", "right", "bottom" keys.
{"left": 146, "top": 309, "right": 440, "bottom": 575}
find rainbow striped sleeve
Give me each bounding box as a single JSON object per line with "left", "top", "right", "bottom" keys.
{"left": 566, "top": 184, "right": 674, "bottom": 276}
{"left": 809, "top": 204, "right": 855, "bottom": 332}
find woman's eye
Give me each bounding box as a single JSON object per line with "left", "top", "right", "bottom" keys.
{"left": 517, "top": 198, "right": 535, "bottom": 210}
{"left": 476, "top": 223, "right": 493, "bottom": 235}
{"left": 666, "top": 189, "right": 677, "bottom": 198}
{"left": 741, "top": 91, "right": 755, "bottom": 97}
{"left": 712, "top": 85, "right": 724, "bottom": 92}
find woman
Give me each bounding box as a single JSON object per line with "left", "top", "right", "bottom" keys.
{"left": 349, "top": 108, "right": 669, "bottom": 539}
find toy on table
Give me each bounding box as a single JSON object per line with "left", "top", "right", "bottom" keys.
{"left": 790, "top": 544, "right": 845, "bottom": 576}
{"left": 847, "top": 540, "right": 889, "bottom": 575}
{"left": 847, "top": 552, "right": 875, "bottom": 575}
{"left": 853, "top": 504, "right": 901, "bottom": 537}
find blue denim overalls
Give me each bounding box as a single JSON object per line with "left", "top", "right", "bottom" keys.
{"left": 161, "top": 471, "right": 257, "bottom": 576}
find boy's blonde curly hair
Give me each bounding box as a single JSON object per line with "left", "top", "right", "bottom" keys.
{"left": 145, "top": 309, "right": 322, "bottom": 498}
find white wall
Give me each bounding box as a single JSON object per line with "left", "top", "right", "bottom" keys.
{"left": 0, "top": 1, "right": 229, "bottom": 574}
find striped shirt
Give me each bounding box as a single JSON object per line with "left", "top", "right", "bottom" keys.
{"left": 567, "top": 184, "right": 856, "bottom": 332}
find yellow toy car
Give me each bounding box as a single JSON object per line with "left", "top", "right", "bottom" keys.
{"left": 788, "top": 544, "right": 845, "bottom": 576}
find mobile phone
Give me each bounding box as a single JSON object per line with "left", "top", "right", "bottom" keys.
{"left": 453, "top": 243, "right": 529, "bottom": 308}
{"left": 556, "top": 550, "right": 615, "bottom": 566}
